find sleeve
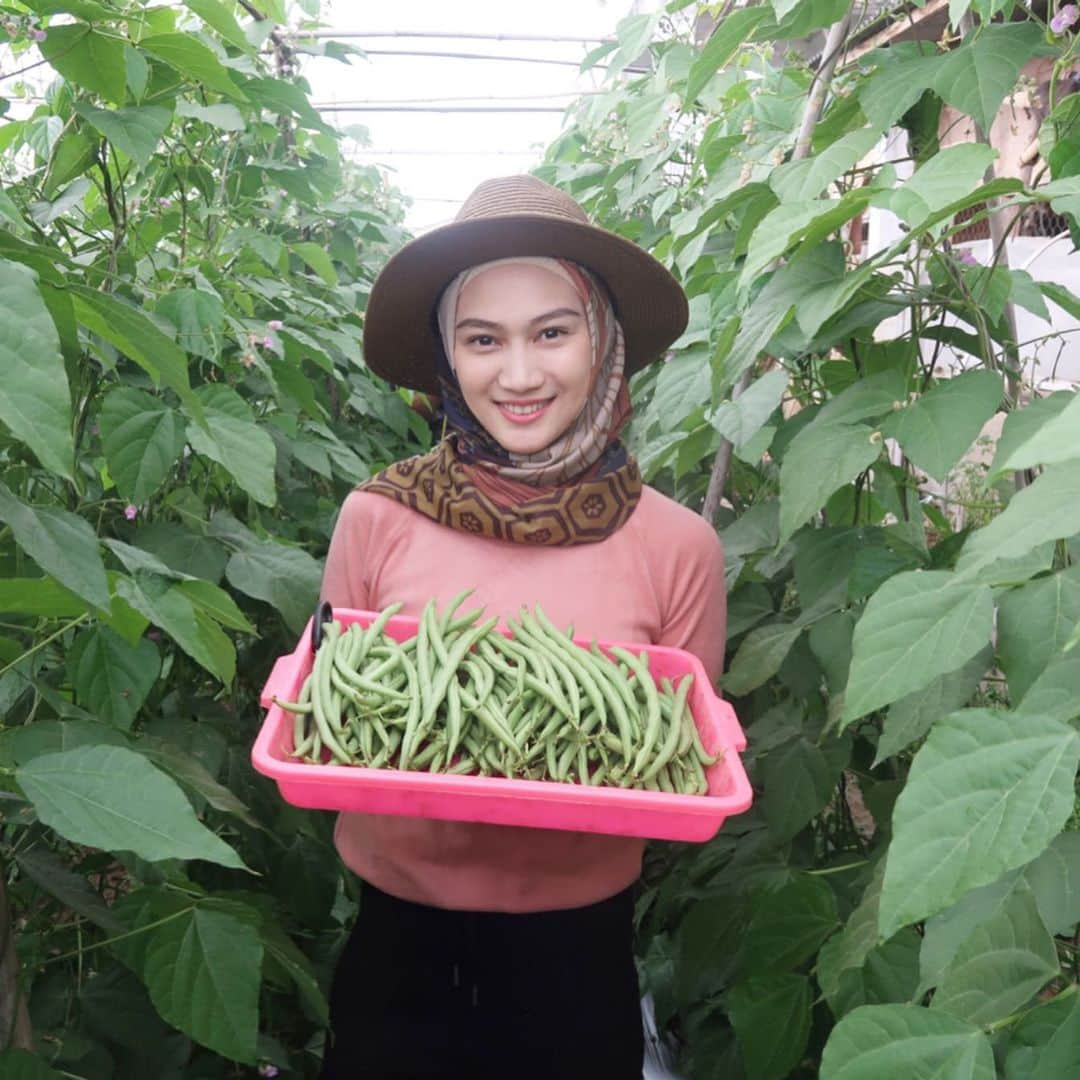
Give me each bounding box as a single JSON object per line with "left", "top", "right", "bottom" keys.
{"left": 656, "top": 514, "right": 727, "bottom": 687}
{"left": 320, "top": 490, "right": 374, "bottom": 610}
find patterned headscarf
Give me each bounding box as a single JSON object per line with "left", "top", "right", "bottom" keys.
{"left": 358, "top": 257, "right": 643, "bottom": 546}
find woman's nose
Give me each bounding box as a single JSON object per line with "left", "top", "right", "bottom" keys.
{"left": 497, "top": 340, "right": 545, "bottom": 392}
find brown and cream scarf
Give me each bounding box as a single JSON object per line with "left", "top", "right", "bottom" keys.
{"left": 359, "top": 256, "right": 642, "bottom": 546}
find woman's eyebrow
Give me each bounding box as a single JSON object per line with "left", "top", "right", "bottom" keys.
{"left": 455, "top": 308, "right": 584, "bottom": 332}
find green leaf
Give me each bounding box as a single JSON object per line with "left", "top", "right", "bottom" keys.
{"left": 727, "top": 974, "right": 812, "bottom": 1080}
{"left": 991, "top": 391, "right": 1075, "bottom": 474}
{"left": 933, "top": 23, "right": 1044, "bottom": 134}
{"left": 1022, "top": 829, "right": 1080, "bottom": 937}
{"left": 68, "top": 626, "right": 160, "bottom": 731}
{"left": 222, "top": 537, "right": 323, "bottom": 635}
{"left": 878, "top": 709, "right": 1080, "bottom": 938}
{"left": 762, "top": 735, "right": 839, "bottom": 842}
{"left": 261, "top": 918, "right": 330, "bottom": 1025}
{"left": 140, "top": 33, "right": 247, "bottom": 101}
{"left": 156, "top": 287, "right": 225, "bottom": 360}
{"left": 99, "top": 388, "right": 186, "bottom": 504}
{"left": 15, "top": 846, "right": 125, "bottom": 933}
{"left": 0, "top": 718, "right": 127, "bottom": 768}
{"left": 722, "top": 623, "right": 802, "bottom": 696}
{"left": 0, "top": 1050, "right": 65, "bottom": 1080}
{"left": 820, "top": 1004, "right": 994, "bottom": 1079}
{"left": 928, "top": 882, "right": 1058, "bottom": 1026}
{"left": 173, "top": 579, "right": 254, "bottom": 634}
{"left": 1016, "top": 648, "right": 1080, "bottom": 726}
{"left": 992, "top": 390, "right": 1080, "bottom": 475}
{"left": 186, "top": 384, "right": 276, "bottom": 507}
{"left": 860, "top": 53, "right": 946, "bottom": 132}
{"left": 291, "top": 241, "right": 338, "bottom": 286}
{"left": 114, "top": 575, "right": 236, "bottom": 684}
{"left": 0, "top": 483, "right": 110, "bottom": 611}
{"left": 709, "top": 368, "right": 787, "bottom": 450}
{"left": 956, "top": 465, "right": 1080, "bottom": 577}
{"left": 880, "top": 370, "right": 1002, "bottom": 483}
{"left": 818, "top": 863, "right": 886, "bottom": 1006}
{"left": 874, "top": 144, "right": 996, "bottom": 229}
{"left": 842, "top": 572, "right": 993, "bottom": 725}
{"left": 770, "top": 127, "right": 880, "bottom": 203}
{"left": 997, "top": 566, "right": 1080, "bottom": 701}
{"left": 113, "top": 895, "right": 261, "bottom": 1062}
{"left": 183, "top": 0, "right": 252, "bottom": 51}
{"left": 174, "top": 99, "right": 246, "bottom": 131}
{"left": 16, "top": 745, "right": 246, "bottom": 869}
{"left": 0, "top": 578, "right": 87, "bottom": 618}
{"left": 778, "top": 420, "right": 882, "bottom": 547}
{"left": 740, "top": 199, "right": 834, "bottom": 289}
{"left": 40, "top": 24, "right": 126, "bottom": 105}
{"left": 0, "top": 258, "right": 74, "bottom": 479}
{"left": 744, "top": 875, "right": 839, "bottom": 972}
{"left": 69, "top": 286, "right": 202, "bottom": 422}
{"left": 1004, "top": 987, "right": 1080, "bottom": 1079}
{"left": 873, "top": 646, "right": 991, "bottom": 766}
{"left": 72, "top": 103, "right": 172, "bottom": 167}
{"left": 684, "top": 6, "right": 769, "bottom": 103}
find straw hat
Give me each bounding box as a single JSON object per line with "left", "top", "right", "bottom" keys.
{"left": 362, "top": 175, "right": 689, "bottom": 394}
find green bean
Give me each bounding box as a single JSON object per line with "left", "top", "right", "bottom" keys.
{"left": 439, "top": 588, "right": 476, "bottom": 633}
{"left": 641, "top": 674, "right": 692, "bottom": 782}
{"left": 609, "top": 646, "right": 661, "bottom": 778}
{"left": 396, "top": 644, "right": 423, "bottom": 770}
{"left": 420, "top": 615, "right": 499, "bottom": 734}
{"left": 446, "top": 678, "right": 463, "bottom": 764}
{"left": 310, "top": 625, "right": 351, "bottom": 763}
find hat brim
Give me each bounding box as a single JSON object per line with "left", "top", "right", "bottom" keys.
{"left": 362, "top": 214, "right": 689, "bottom": 394}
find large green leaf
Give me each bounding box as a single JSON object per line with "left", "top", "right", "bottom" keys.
{"left": 880, "top": 369, "right": 1002, "bottom": 483}
{"left": 67, "top": 626, "right": 160, "bottom": 732}
{"left": 860, "top": 53, "right": 945, "bottom": 132}
{"left": 0, "top": 257, "right": 73, "bottom": 479}
{"left": 820, "top": 1005, "right": 994, "bottom": 1079}
{"left": 183, "top": 0, "right": 251, "bottom": 51}
{"left": 291, "top": 241, "right": 338, "bottom": 286}
{"left": 933, "top": 23, "right": 1044, "bottom": 134}
{"left": 186, "top": 384, "right": 276, "bottom": 507}
{"left": 956, "top": 465, "right": 1080, "bottom": 577}
{"left": 72, "top": 103, "right": 172, "bottom": 167}
{"left": 1003, "top": 988, "right": 1080, "bottom": 1079}
{"left": 684, "top": 6, "right": 769, "bottom": 103}
{"left": 874, "top": 144, "right": 995, "bottom": 229}
{"left": 222, "top": 537, "right": 322, "bottom": 634}
{"left": 878, "top": 709, "right": 1080, "bottom": 937}
{"left": 722, "top": 622, "right": 802, "bottom": 696}
{"left": 0, "top": 578, "right": 87, "bottom": 618}
{"left": 842, "top": 572, "right": 993, "bottom": 726}
{"left": 778, "top": 420, "right": 881, "bottom": 546}
{"left": 997, "top": 566, "right": 1080, "bottom": 701}
{"left": 140, "top": 33, "right": 247, "bottom": 100}
{"left": 0, "top": 1050, "right": 65, "bottom": 1080}
{"left": 817, "top": 863, "right": 887, "bottom": 1006}
{"left": 156, "top": 287, "right": 225, "bottom": 360}
{"left": 99, "top": 387, "right": 186, "bottom": 504}
{"left": 873, "top": 646, "right": 991, "bottom": 766}
{"left": 990, "top": 391, "right": 1074, "bottom": 473}
{"left": 16, "top": 745, "right": 246, "bottom": 868}
{"left": 0, "top": 483, "right": 110, "bottom": 611}
{"left": 992, "top": 389, "right": 1080, "bottom": 475}
{"left": 770, "top": 127, "right": 880, "bottom": 204}
{"left": 113, "top": 893, "right": 261, "bottom": 1063}
{"left": 40, "top": 24, "right": 126, "bottom": 105}
{"left": 727, "top": 974, "right": 812, "bottom": 1080}
{"left": 743, "top": 875, "right": 839, "bottom": 973}
{"left": 761, "top": 735, "right": 840, "bottom": 843}
{"left": 69, "top": 286, "right": 201, "bottom": 422}
{"left": 928, "top": 883, "right": 1058, "bottom": 1026}
{"left": 174, "top": 99, "right": 246, "bottom": 131}
{"left": 114, "top": 574, "right": 236, "bottom": 684}
{"left": 1022, "top": 830, "right": 1080, "bottom": 937}
{"left": 15, "top": 846, "right": 125, "bottom": 933}
{"left": 708, "top": 368, "right": 788, "bottom": 450}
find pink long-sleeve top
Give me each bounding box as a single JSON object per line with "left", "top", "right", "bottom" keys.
{"left": 319, "top": 483, "right": 726, "bottom": 913}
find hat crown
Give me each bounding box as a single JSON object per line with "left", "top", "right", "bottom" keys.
{"left": 455, "top": 175, "right": 590, "bottom": 226}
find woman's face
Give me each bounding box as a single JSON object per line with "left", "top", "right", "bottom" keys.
{"left": 451, "top": 263, "right": 593, "bottom": 455}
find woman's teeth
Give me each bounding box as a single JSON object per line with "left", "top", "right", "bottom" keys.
{"left": 503, "top": 402, "right": 546, "bottom": 415}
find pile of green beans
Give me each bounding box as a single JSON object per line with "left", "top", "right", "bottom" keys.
{"left": 272, "top": 591, "right": 720, "bottom": 794}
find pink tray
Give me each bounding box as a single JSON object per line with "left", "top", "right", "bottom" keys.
{"left": 253, "top": 608, "right": 752, "bottom": 842}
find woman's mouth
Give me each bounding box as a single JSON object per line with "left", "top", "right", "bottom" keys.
{"left": 495, "top": 398, "right": 554, "bottom": 424}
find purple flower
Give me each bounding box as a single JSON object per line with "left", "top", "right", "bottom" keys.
{"left": 1051, "top": 4, "right": 1078, "bottom": 31}
{"left": 261, "top": 336, "right": 274, "bottom": 348}
{"left": 124, "top": 504, "right": 138, "bottom": 521}
{"left": 158, "top": 197, "right": 172, "bottom": 209}
{"left": 267, "top": 319, "right": 284, "bottom": 331}
{"left": 955, "top": 248, "right": 978, "bottom": 266}
{"left": 258, "top": 1066, "right": 279, "bottom": 1079}
{"left": 31, "top": 28, "right": 46, "bottom": 42}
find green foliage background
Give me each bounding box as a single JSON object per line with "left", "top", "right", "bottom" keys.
{"left": 1, "top": 0, "right": 1079, "bottom": 1076}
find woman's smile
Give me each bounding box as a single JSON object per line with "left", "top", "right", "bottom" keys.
{"left": 495, "top": 397, "right": 555, "bottom": 423}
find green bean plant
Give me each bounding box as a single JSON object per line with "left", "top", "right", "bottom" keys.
{"left": 538, "top": 1, "right": 1080, "bottom": 1076}
{"left": 0, "top": 1, "right": 427, "bottom": 1076}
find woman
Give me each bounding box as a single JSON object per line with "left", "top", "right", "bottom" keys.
{"left": 318, "top": 175, "right": 726, "bottom": 1079}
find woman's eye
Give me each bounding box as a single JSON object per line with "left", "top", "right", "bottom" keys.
{"left": 540, "top": 327, "right": 566, "bottom": 340}
{"left": 466, "top": 334, "right": 495, "bottom": 347}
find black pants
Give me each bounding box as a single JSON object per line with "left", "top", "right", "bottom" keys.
{"left": 318, "top": 882, "right": 645, "bottom": 1079}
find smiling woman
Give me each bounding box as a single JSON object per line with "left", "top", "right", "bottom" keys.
{"left": 314, "top": 174, "right": 726, "bottom": 1079}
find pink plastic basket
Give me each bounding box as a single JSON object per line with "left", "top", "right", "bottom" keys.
{"left": 252, "top": 608, "right": 752, "bottom": 842}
